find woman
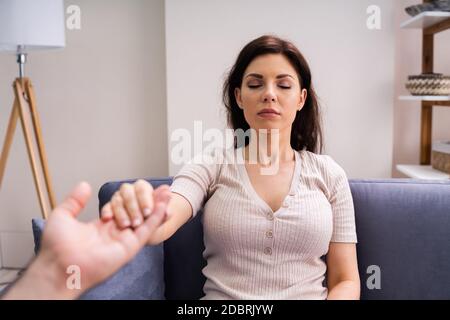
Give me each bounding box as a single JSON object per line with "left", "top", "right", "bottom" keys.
{"left": 101, "top": 35, "right": 360, "bottom": 300}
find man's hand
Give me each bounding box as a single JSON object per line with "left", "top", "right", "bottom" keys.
{"left": 2, "top": 181, "right": 171, "bottom": 300}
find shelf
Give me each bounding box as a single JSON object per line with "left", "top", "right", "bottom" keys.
{"left": 398, "top": 96, "right": 450, "bottom": 106}
{"left": 399, "top": 10, "right": 450, "bottom": 169}
{"left": 399, "top": 95, "right": 450, "bottom": 101}
{"left": 396, "top": 164, "right": 450, "bottom": 180}
{"left": 401, "top": 11, "right": 450, "bottom": 29}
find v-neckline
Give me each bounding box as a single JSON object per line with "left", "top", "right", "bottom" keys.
{"left": 237, "top": 147, "right": 301, "bottom": 214}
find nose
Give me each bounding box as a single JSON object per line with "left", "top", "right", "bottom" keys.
{"left": 262, "top": 84, "right": 277, "bottom": 103}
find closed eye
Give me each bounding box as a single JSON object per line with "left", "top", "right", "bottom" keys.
{"left": 247, "top": 85, "right": 291, "bottom": 89}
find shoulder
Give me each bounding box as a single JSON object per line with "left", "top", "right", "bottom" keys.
{"left": 300, "top": 151, "right": 351, "bottom": 203}
{"left": 300, "top": 150, "right": 348, "bottom": 186}
{"left": 186, "top": 146, "right": 228, "bottom": 166}
{"left": 175, "top": 146, "right": 231, "bottom": 181}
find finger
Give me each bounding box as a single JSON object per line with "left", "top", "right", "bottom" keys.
{"left": 120, "top": 183, "right": 144, "bottom": 228}
{"left": 114, "top": 202, "right": 166, "bottom": 258}
{"left": 134, "top": 201, "right": 167, "bottom": 246}
{"left": 153, "top": 185, "right": 171, "bottom": 218}
{"left": 111, "top": 192, "right": 131, "bottom": 228}
{"left": 54, "top": 182, "right": 92, "bottom": 218}
{"left": 100, "top": 203, "right": 113, "bottom": 221}
{"left": 134, "top": 179, "right": 154, "bottom": 218}
{"left": 152, "top": 187, "right": 171, "bottom": 223}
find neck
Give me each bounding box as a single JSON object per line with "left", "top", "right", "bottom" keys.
{"left": 244, "top": 127, "right": 294, "bottom": 164}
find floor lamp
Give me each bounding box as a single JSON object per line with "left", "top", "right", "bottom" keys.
{"left": 0, "top": 0, "right": 66, "bottom": 219}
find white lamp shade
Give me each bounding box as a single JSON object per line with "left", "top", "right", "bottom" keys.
{"left": 0, "top": 0, "right": 66, "bottom": 53}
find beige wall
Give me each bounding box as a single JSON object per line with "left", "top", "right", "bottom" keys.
{"left": 0, "top": 0, "right": 168, "bottom": 267}
{"left": 165, "top": 0, "right": 397, "bottom": 178}
{"left": 393, "top": 0, "right": 450, "bottom": 177}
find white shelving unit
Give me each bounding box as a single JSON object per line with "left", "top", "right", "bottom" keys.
{"left": 400, "top": 11, "right": 450, "bottom": 29}
{"left": 397, "top": 10, "right": 450, "bottom": 180}
{"left": 396, "top": 165, "right": 449, "bottom": 180}
{"left": 399, "top": 95, "right": 450, "bottom": 101}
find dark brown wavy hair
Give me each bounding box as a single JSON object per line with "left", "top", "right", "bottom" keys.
{"left": 223, "top": 35, "right": 323, "bottom": 154}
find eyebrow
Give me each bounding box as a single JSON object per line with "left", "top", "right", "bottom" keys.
{"left": 245, "top": 73, "right": 294, "bottom": 79}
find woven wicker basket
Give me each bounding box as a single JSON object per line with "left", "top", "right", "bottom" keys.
{"left": 405, "top": 73, "right": 450, "bottom": 96}
{"left": 405, "top": 0, "right": 450, "bottom": 17}
{"left": 432, "top": 141, "right": 450, "bottom": 174}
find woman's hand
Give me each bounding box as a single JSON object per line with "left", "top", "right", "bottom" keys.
{"left": 100, "top": 179, "right": 171, "bottom": 231}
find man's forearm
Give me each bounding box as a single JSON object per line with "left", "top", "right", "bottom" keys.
{"left": 1, "top": 254, "right": 80, "bottom": 300}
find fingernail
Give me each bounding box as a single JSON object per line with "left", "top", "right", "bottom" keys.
{"left": 143, "top": 208, "right": 151, "bottom": 217}
{"left": 132, "top": 218, "right": 142, "bottom": 227}
{"left": 122, "top": 219, "right": 131, "bottom": 227}
{"left": 102, "top": 211, "right": 112, "bottom": 218}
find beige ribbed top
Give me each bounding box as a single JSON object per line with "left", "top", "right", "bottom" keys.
{"left": 169, "top": 147, "right": 357, "bottom": 300}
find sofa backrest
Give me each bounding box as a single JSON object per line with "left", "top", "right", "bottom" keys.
{"left": 98, "top": 178, "right": 450, "bottom": 300}
{"left": 350, "top": 179, "right": 450, "bottom": 299}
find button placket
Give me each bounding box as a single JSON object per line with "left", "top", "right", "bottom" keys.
{"left": 263, "top": 215, "right": 275, "bottom": 258}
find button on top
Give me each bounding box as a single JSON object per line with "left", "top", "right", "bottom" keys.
{"left": 264, "top": 247, "right": 272, "bottom": 255}
{"left": 267, "top": 212, "right": 274, "bottom": 220}
{"left": 266, "top": 230, "right": 273, "bottom": 238}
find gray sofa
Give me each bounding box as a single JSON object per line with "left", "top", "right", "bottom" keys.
{"left": 31, "top": 178, "right": 450, "bottom": 300}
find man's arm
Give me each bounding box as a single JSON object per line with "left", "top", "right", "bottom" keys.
{"left": 1, "top": 182, "right": 170, "bottom": 300}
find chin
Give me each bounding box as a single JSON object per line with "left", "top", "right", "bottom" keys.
{"left": 253, "top": 124, "right": 282, "bottom": 132}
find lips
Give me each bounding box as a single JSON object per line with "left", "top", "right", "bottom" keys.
{"left": 258, "top": 108, "right": 281, "bottom": 115}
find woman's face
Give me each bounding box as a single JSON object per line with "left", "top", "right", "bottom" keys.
{"left": 235, "top": 53, "right": 307, "bottom": 133}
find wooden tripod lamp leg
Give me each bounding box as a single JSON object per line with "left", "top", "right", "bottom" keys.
{"left": 0, "top": 101, "right": 20, "bottom": 190}
{"left": 24, "top": 79, "right": 57, "bottom": 210}
{"left": 14, "top": 79, "right": 50, "bottom": 219}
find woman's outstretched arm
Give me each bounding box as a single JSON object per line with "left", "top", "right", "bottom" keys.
{"left": 146, "top": 192, "right": 194, "bottom": 245}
